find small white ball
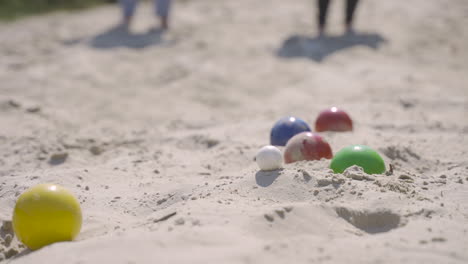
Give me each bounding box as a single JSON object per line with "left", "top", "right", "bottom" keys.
{"left": 256, "top": 145, "right": 283, "bottom": 171}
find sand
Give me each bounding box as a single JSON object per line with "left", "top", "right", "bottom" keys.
{"left": 1, "top": 0, "right": 468, "bottom": 263}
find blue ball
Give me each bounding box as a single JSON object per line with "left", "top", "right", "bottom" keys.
{"left": 270, "top": 117, "right": 311, "bottom": 146}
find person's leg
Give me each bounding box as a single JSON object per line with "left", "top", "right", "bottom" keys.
{"left": 120, "top": 0, "right": 138, "bottom": 27}
{"left": 345, "top": 0, "right": 359, "bottom": 32}
{"left": 155, "top": 0, "right": 171, "bottom": 30}
{"left": 317, "top": 0, "right": 330, "bottom": 36}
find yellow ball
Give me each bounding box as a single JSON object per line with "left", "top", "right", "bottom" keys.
{"left": 13, "top": 184, "right": 82, "bottom": 250}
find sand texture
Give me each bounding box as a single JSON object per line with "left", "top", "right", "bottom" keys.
{"left": 1, "top": 0, "right": 468, "bottom": 263}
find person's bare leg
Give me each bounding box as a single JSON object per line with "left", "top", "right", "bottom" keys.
{"left": 160, "top": 16, "right": 169, "bottom": 30}
{"left": 122, "top": 16, "right": 132, "bottom": 28}
{"left": 155, "top": 0, "right": 171, "bottom": 30}
{"left": 120, "top": 0, "right": 138, "bottom": 28}
{"left": 345, "top": 0, "right": 359, "bottom": 33}
{"left": 317, "top": 0, "right": 330, "bottom": 36}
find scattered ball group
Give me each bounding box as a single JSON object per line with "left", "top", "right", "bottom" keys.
{"left": 257, "top": 107, "right": 386, "bottom": 174}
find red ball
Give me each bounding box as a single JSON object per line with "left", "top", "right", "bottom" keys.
{"left": 284, "top": 132, "right": 333, "bottom": 164}
{"left": 315, "top": 107, "right": 353, "bottom": 132}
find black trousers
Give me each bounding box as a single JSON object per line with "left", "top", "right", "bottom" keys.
{"left": 318, "top": 0, "right": 359, "bottom": 27}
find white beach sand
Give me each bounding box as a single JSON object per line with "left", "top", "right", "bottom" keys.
{"left": 1, "top": 0, "right": 468, "bottom": 263}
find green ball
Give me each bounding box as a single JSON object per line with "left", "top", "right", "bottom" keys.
{"left": 330, "top": 145, "right": 386, "bottom": 174}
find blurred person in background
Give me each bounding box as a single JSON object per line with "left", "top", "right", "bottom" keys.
{"left": 317, "top": 0, "right": 359, "bottom": 36}
{"left": 120, "top": 0, "right": 171, "bottom": 30}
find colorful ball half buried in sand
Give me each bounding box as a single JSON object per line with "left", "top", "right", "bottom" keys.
{"left": 13, "top": 184, "right": 82, "bottom": 250}
{"left": 330, "top": 145, "right": 386, "bottom": 174}
{"left": 256, "top": 145, "right": 283, "bottom": 171}
{"left": 284, "top": 132, "right": 333, "bottom": 164}
{"left": 270, "top": 116, "right": 311, "bottom": 146}
{"left": 315, "top": 107, "right": 353, "bottom": 132}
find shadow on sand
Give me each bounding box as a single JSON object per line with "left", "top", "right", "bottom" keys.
{"left": 277, "top": 31, "right": 386, "bottom": 62}
{"left": 89, "top": 25, "right": 165, "bottom": 49}
{"left": 255, "top": 169, "right": 282, "bottom": 187}
{"left": 7, "top": 248, "right": 31, "bottom": 261}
